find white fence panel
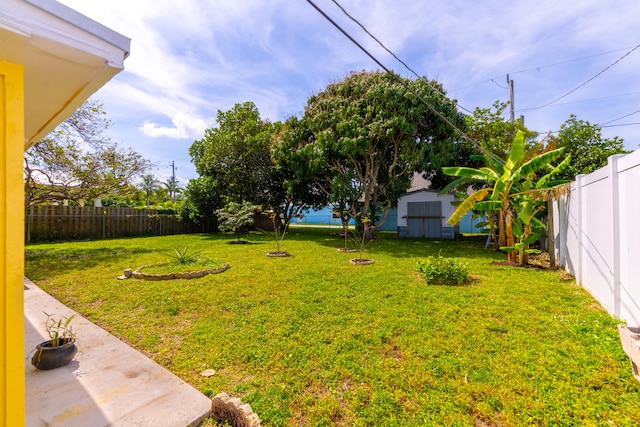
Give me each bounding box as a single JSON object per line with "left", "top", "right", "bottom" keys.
{"left": 583, "top": 167, "right": 616, "bottom": 315}
{"left": 554, "top": 150, "right": 640, "bottom": 325}
{"left": 618, "top": 153, "right": 640, "bottom": 322}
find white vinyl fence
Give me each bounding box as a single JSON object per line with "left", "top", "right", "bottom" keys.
{"left": 553, "top": 149, "right": 640, "bottom": 325}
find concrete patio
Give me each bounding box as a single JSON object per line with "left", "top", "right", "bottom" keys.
{"left": 24, "top": 277, "right": 211, "bottom": 426}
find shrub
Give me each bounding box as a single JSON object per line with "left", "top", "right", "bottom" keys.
{"left": 416, "top": 254, "right": 469, "bottom": 285}
{"left": 165, "top": 246, "right": 203, "bottom": 264}
{"left": 215, "top": 201, "right": 257, "bottom": 241}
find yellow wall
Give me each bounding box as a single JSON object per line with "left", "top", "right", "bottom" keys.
{"left": 0, "top": 61, "right": 25, "bottom": 427}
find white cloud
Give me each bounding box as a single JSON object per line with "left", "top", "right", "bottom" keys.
{"left": 139, "top": 113, "right": 207, "bottom": 140}
{"left": 57, "top": 0, "right": 640, "bottom": 175}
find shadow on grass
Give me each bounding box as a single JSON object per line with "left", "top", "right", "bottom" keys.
{"left": 196, "top": 227, "right": 506, "bottom": 262}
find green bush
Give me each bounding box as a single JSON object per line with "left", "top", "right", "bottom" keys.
{"left": 416, "top": 254, "right": 469, "bottom": 285}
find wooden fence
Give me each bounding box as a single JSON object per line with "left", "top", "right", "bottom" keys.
{"left": 25, "top": 206, "right": 218, "bottom": 242}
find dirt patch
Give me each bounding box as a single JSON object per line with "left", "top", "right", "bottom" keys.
{"left": 491, "top": 251, "right": 557, "bottom": 270}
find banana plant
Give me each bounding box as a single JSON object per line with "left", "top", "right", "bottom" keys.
{"left": 440, "top": 130, "right": 569, "bottom": 264}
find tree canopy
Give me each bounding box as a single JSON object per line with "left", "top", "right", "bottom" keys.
{"left": 280, "top": 70, "right": 466, "bottom": 228}
{"left": 189, "top": 102, "right": 277, "bottom": 207}
{"left": 24, "top": 99, "right": 150, "bottom": 206}
{"left": 551, "top": 114, "right": 630, "bottom": 180}
{"left": 464, "top": 101, "right": 538, "bottom": 160}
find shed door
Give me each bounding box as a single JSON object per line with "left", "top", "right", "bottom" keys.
{"left": 407, "top": 201, "right": 442, "bottom": 238}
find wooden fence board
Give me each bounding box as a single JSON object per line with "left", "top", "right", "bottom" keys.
{"left": 25, "top": 206, "right": 218, "bottom": 242}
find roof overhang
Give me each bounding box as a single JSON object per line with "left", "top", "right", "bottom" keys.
{"left": 0, "top": 0, "right": 130, "bottom": 149}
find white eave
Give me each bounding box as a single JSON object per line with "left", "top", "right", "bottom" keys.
{"left": 0, "top": 0, "right": 130, "bottom": 149}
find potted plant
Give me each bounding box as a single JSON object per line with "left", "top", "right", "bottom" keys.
{"left": 31, "top": 312, "right": 77, "bottom": 370}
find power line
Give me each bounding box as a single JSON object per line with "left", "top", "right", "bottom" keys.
{"left": 305, "top": 0, "right": 471, "bottom": 142}
{"left": 329, "top": 0, "right": 474, "bottom": 114}
{"left": 599, "top": 108, "right": 640, "bottom": 126}
{"left": 600, "top": 122, "right": 640, "bottom": 128}
{"left": 521, "top": 43, "right": 640, "bottom": 112}
{"left": 451, "top": 47, "right": 638, "bottom": 93}
{"left": 515, "top": 91, "right": 640, "bottom": 111}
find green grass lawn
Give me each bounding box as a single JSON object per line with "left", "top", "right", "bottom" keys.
{"left": 25, "top": 229, "right": 640, "bottom": 426}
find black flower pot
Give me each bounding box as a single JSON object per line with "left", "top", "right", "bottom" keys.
{"left": 31, "top": 338, "right": 77, "bottom": 370}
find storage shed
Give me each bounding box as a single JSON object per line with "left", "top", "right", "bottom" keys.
{"left": 397, "top": 189, "right": 459, "bottom": 238}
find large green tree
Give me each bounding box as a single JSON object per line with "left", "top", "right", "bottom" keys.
{"left": 293, "top": 70, "right": 466, "bottom": 229}
{"left": 178, "top": 176, "right": 224, "bottom": 223}
{"left": 271, "top": 116, "right": 330, "bottom": 222}
{"left": 552, "top": 114, "right": 629, "bottom": 180}
{"left": 24, "top": 99, "right": 150, "bottom": 206}
{"left": 189, "top": 102, "right": 277, "bottom": 207}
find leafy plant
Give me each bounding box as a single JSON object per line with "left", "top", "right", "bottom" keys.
{"left": 441, "top": 129, "right": 569, "bottom": 264}
{"left": 44, "top": 312, "right": 76, "bottom": 346}
{"left": 165, "top": 246, "right": 203, "bottom": 265}
{"left": 416, "top": 254, "right": 469, "bottom": 285}
{"left": 215, "top": 201, "right": 257, "bottom": 242}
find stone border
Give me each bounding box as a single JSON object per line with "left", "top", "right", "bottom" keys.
{"left": 210, "top": 392, "right": 261, "bottom": 427}
{"left": 349, "top": 258, "right": 375, "bottom": 265}
{"left": 266, "top": 251, "right": 290, "bottom": 257}
{"left": 133, "top": 263, "right": 230, "bottom": 281}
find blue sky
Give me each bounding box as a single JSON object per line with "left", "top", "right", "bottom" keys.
{"left": 57, "top": 0, "right": 640, "bottom": 185}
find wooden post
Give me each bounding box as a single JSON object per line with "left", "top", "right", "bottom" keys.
{"left": 0, "top": 60, "right": 25, "bottom": 427}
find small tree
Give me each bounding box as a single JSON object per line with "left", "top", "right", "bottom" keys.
{"left": 352, "top": 216, "right": 374, "bottom": 262}
{"left": 265, "top": 210, "right": 290, "bottom": 255}
{"left": 215, "top": 201, "right": 257, "bottom": 242}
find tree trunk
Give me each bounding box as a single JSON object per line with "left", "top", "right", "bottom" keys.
{"left": 505, "top": 209, "right": 518, "bottom": 263}
{"left": 498, "top": 210, "right": 507, "bottom": 249}
{"left": 547, "top": 199, "right": 556, "bottom": 269}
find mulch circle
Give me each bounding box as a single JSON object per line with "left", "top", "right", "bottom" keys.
{"left": 349, "top": 258, "right": 375, "bottom": 265}
{"left": 267, "top": 251, "right": 290, "bottom": 257}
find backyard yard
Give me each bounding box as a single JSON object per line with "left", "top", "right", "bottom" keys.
{"left": 24, "top": 228, "right": 640, "bottom": 426}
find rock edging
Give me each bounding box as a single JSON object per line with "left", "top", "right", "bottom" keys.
{"left": 210, "top": 392, "right": 261, "bottom": 427}
{"left": 133, "top": 263, "right": 230, "bottom": 280}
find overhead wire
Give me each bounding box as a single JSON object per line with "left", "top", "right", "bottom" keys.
{"left": 305, "top": 0, "right": 472, "bottom": 143}
{"left": 521, "top": 43, "right": 640, "bottom": 112}
{"left": 451, "top": 47, "right": 638, "bottom": 93}
{"left": 600, "top": 122, "right": 640, "bottom": 128}
{"left": 599, "top": 108, "right": 640, "bottom": 126}
{"left": 328, "top": 0, "right": 472, "bottom": 114}
{"left": 515, "top": 91, "right": 640, "bottom": 110}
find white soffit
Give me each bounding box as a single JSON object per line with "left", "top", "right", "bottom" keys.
{"left": 0, "top": 0, "right": 130, "bottom": 149}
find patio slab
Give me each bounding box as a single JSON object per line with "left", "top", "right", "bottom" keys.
{"left": 24, "top": 277, "right": 211, "bottom": 427}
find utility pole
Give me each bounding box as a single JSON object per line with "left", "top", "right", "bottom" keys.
{"left": 507, "top": 74, "right": 515, "bottom": 122}
{"left": 170, "top": 161, "right": 176, "bottom": 202}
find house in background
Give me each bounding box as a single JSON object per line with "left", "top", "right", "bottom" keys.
{"left": 397, "top": 189, "right": 459, "bottom": 238}
{"left": 0, "top": 1, "right": 129, "bottom": 424}
{"left": 395, "top": 172, "right": 482, "bottom": 238}
{"left": 295, "top": 172, "right": 482, "bottom": 237}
